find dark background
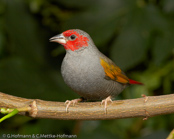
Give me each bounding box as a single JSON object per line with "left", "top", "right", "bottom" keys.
{"left": 0, "top": 0, "right": 174, "bottom": 138}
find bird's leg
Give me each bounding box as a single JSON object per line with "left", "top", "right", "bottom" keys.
{"left": 65, "top": 98, "right": 83, "bottom": 112}
{"left": 101, "top": 96, "right": 113, "bottom": 114}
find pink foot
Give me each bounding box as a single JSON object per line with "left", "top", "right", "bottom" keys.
{"left": 142, "top": 94, "right": 148, "bottom": 103}
{"left": 65, "top": 98, "right": 82, "bottom": 112}
{"left": 141, "top": 94, "right": 150, "bottom": 120}
{"left": 143, "top": 109, "right": 150, "bottom": 120}
{"left": 101, "top": 96, "right": 113, "bottom": 114}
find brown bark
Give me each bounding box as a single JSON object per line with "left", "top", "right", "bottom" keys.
{"left": 0, "top": 92, "right": 174, "bottom": 120}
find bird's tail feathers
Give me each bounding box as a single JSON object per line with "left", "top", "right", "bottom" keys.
{"left": 129, "top": 79, "right": 143, "bottom": 85}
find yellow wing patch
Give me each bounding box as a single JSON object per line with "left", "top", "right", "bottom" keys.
{"left": 100, "top": 58, "right": 129, "bottom": 84}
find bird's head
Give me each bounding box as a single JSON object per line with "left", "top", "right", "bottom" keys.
{"left": 50, "top": 29, "right": 92, "bottom": 51}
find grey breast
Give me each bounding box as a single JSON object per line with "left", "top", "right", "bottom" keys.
{"left": 61, "top": 47, "right": 126, "bottom": 100}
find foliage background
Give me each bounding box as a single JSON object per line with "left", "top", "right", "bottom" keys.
{"left": 0, "top": 0, "right": 174, "bottom": 138}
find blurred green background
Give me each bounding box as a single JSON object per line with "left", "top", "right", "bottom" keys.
{"left": 0, "top": 0, "right": 174, "bottom": 138}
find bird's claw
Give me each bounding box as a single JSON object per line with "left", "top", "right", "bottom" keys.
{"left": 101, "top": 96, "right": 113, "bottom": 114}
{"left": 141, "top": 94, "right": 150, "bottom": 120}
{"left": 143, "top": 109, "right": 150, "bottom": 120}
{"left": 142, "top": 94, "right": 148, "bottom": 103}
{"left": 65, "top": 98, "right": 82, "bottom": 112}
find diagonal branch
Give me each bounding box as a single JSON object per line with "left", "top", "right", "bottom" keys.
{"left": 0, "top": 92, "right": 174, "bottom": 120}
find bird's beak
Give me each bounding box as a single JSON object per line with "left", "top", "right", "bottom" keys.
{"left": 49, "top": 33, "right": 66, "bottom": 44}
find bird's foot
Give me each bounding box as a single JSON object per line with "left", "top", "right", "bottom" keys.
{"left": 141, "top": 94, "right": 150, "bottom": 120}
{"left": 142, "top": 94, "right": 148, "bottom": 103}
{"left": 101, "top": 96, "right": 113, "bottom": 114}
{"left": 143, "top": 109, "right": 150, "bottom": 120}
{"left": 65, "top": 98, "right": 82, "bottom": 112}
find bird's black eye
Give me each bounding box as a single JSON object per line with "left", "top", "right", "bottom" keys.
{"left": 69, "top": 35, "right": 77, "bottom": 40}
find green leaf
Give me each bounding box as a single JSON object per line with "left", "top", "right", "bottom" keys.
{"left": 111, "top": 4, "right": 169, "bottom": 70}
{"left": 0, "top": 57, "right": 76, "bottom": 101}
{"left": 62, "top": 0, "right": 127, "bottom": 46}
{"left": 152, "top": 29, "right": 174, "bottom": 65}
{"left": 162, "top": 0, "right": 174, "bottom": 13}
{"left": 110, "top": 7, "right": 151, "bottom": 70}
{"left": 5, "top": 0, "right": 45, "bottom": 64}
{"left": 0, "top": 109, "right": 19, "bottom": 123}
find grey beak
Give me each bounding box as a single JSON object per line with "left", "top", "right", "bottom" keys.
{"left": 49, "top": 33, "right": 66, "bottom": 44}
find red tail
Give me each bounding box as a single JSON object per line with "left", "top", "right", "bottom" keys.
{"left": 129, "top": 79, "right": 143, "bottom": 85}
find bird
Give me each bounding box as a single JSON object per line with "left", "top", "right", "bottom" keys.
{"left": 50, "top": 29, "right": 143, "bottom": 113}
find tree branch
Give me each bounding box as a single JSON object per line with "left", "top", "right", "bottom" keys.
{"left": 0, "top": 92, "right": 174, "bottom": 120}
